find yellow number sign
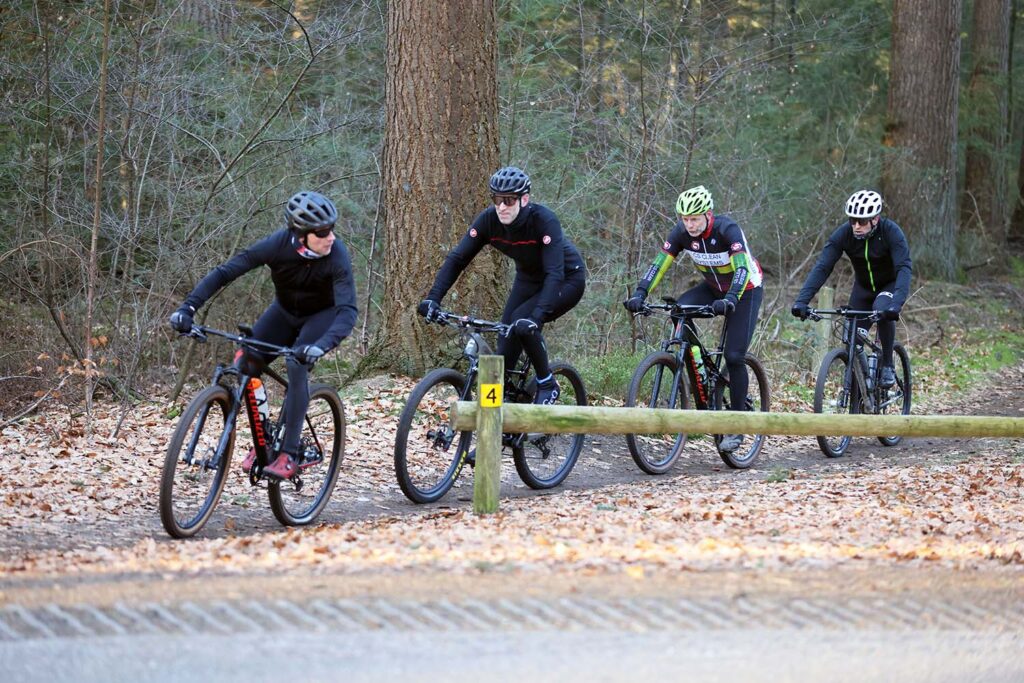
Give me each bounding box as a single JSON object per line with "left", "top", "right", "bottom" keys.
{"left": 480, "top": 383, "right": 502, "bottom": 407}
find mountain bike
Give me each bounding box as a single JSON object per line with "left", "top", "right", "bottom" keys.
{"left": 394, "top": 310, "right": 587, "bottom": 504}
{"left": 625, "top": 299, "right": 770, "bottom": 473}
{"left": 806, "top": 307, "right": 912, "bottom": 457}
{"left": 159, "top": 324, "right": 345, "bottom": 538}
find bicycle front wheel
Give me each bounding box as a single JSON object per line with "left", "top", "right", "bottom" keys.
{"left": 813, "top": 348, "right": 859, "bottom": 457}
{"left": 159, "top": 384, "right": 236, "bottom": 539}
{"left": 513, "top": 362, "right": 587, "bottom": 489}
{"left": 712, "top": 353, "right": 770, "bottom": 469}
{"left": 877, "top": 343, "right": 912, "bottom": 447}
{"left": 625, "top": 351, "right": 690, "bottom": 474}
{"left": 268, "top": 383, "right": 345, "bottom": 526}
{"left": 394, "top": 368, "right": 473, "bottom": 504}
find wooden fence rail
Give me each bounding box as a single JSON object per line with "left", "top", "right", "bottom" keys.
{"left": 453, "top": 401, "right": 1024, "bottom": 439}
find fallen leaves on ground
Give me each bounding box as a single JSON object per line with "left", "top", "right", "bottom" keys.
{"left": 2, "top": 366, "right": 1023, "bottom": 579}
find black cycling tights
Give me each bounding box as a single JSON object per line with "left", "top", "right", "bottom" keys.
{"left": 677, "top": 283, "right": 762, "bottom": 411}
{"left": 238, "top": 302, "right": 336, "bottom": 456}
{"left": 849, "top": 280, "right": 896, "bottom": 367}
{"left": 498, "top": 270, "right": 586, "bottom": 380}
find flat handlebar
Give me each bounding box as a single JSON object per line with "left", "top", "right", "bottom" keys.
{"left": 185, "top": 324, "right": 298, "bottom": 357}
{"left": 807, "top": 307, "right": 882, "bottom": 323}
{"left": 429, "top": 310, "right": 511, "bottom": 336}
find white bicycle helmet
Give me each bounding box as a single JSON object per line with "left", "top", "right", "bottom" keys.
{"left": 845, "top": 190, "right": 883, "bottom": 219}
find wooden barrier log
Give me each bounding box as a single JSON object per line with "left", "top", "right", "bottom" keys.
{"left": 452, "top": 402, "right": 1024, "bottom": 438}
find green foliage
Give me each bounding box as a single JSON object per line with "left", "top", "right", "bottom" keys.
{"left": 571, "top": 348, "right": 650, "bottom": 401}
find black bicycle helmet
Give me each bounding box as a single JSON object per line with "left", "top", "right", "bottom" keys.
{"left": 285, "top": 191, "right": 338, "bottom": 232}
{"left": 488, "top": 166, "right": 531, "bottom": 195}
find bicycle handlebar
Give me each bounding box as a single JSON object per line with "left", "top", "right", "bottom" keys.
{"left": 184, "top": 324, "right": 298, "bottom": 357}
{"left": 639, "top": 301, "right": 717, "bottom": 319}
{"left": 429, "top": 310, "right": 512, "bottom": 336}
{"left": 807, "top": 307, "right": 882, "bottom": 323}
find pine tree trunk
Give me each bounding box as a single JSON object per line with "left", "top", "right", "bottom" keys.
{"left": 882, "top": 0, "right": 962, "bottom": 281}
{"left": 372, "top": 0, "right": 503, "bottom": 375}
{"left": 963, "top": 0, "right": 1011, "bottom": 245}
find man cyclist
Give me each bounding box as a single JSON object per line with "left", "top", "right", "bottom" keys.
{"left": 417, "top": 166, "right": 586, "bottom": 405}
{"left": 624, "top": 185, "right": 763, "bottom": 455}
{"left": 169, "top": 190, "right": 358, "bottom": 480}
{"left": 791, "top": 189, "right": 912, "bottom": 389}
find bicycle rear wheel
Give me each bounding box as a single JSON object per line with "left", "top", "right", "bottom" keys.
{"left": 877, "top": 343, "right": 912, "bottom": 447}
{"left": 394, "top": 368, "right": 473, "bottom": 503}
{"left": 624, "top": 351, "right": 690, "bottom": 474}
{"left": 268, "top": 383, "right": 345, "bottom": 526}
{"left": 513, "top": 362, "right": 587, "bottom": 489}
{"left": 159, "top": 385, "right": 235, "bottom": 539}
{"left": 712, "top": 353, "right": 770, "bottom": 469}
{"left": 813, "top": 348, "right": 859, "bottom": 457}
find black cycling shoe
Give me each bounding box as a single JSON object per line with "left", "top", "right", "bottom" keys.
{"left": 879, "top": 365, "right": 896, "bottom": 389}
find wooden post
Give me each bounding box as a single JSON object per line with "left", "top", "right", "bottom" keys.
{"left": 452, "top": 402, "right": 1024, "bottom": 439}
{"left": 473, "top": 355, "right": 503, "bottom": 514}
{"left": 812, "top": 286, "right": 834, "bottom": 373}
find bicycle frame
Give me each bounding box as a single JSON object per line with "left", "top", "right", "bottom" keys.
{"left": 644, "top": 302, "right": 724, "bottom": 410}
{"left": 186, "top": 325, "right": 294, "bottom": 480}
{"left": 432, "top": 311, "right": 534, "bottom": 441}
{"left": 811, "top": 308, "right": 888, "bottom": 414}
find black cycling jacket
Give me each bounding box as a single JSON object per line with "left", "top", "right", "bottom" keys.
{"left": 426, "top": 202, "right": 585, "bottom": 322}
{"left": 183, "top": 228, "right": 358, "bottom": 351}
{"left": 795, "top": 218, "right": 912, "bottom": 309}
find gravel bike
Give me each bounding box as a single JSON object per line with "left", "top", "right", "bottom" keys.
{"left": 625, "top": 299, "right": 770, "bottom": 473}
{"left": 394, "top": 310, "right": 587, "bottom": 504}
{"left": 160, "top": 324, "right": 345, "bottom": 538}
{"left": 806, "top": 307, "right": 912, "bottom": 457}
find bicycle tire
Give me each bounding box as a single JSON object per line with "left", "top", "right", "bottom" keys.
{"left": 624, "top": 351, "right": 691, "bottom": 474}
{"left": 712, "top": 353, "right": 770, "bottom": 469}
{"left": 268, "top": 383, "right": 345, "bottom": 526}
{"left": 877, "top": 343, "right": 912, "bottom": 447}
{"left": 513, "top": 362, "right": 587, "bottom": 489}
{"left": 813, "top": 348, "right": 859, "bottom": 457}
{"left": 159, "top": 384, "right": 236, "bottom": 539}
{"left": 394, "top": 368, "right": 474, "bottom": 504}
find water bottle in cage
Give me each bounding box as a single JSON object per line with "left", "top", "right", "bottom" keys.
{"left": 249, "top": 377, "right": 270, "bottom": 428}
{"left": 866, "top": 353, "right": 878, "bottom": 390}
{"left": 691, "top": 346, "right": 708, "bottom": 386}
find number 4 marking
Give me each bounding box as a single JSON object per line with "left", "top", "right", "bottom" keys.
{"left": 480, "top": 384, "right": 502, "bottom": 407}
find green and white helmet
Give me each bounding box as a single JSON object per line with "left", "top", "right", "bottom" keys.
{"left": 676, "top": 185, "right": 713, "bottom": 216}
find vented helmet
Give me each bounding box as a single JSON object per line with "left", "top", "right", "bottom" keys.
{"left": 488, "top": 166, "right": 531, "bottom": 195}
{"left": 285, "top": 191, "right": 338, "bottom": 233}
{"left": 676, "top": 185, "right": 714, "bottom": 216}
{"left": 845, "top": 190, "right": 883, "bottom": 219}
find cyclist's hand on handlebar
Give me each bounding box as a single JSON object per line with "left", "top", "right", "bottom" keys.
{"left": 417, "top": 299, "right": 441, "bottom": 323}
{"left": 711, "top": 294, "right": 737, "bottom": 317}
{"left": 881, "top": 305, "right": 901, "bottom": 321}
{"left": 791, "top": 302, "right": 810, "bottom": 321}
{"left": 169, "top": 305, "right": 195, "bottom": 333}
{"left": 512, "top": 317, "right": 540, "bottom": 336}
{"left": 623, "top": 288, "right": 647, "bottom": 313}
{"left": 295, "top": 344, "right": 325, "bottom": 366}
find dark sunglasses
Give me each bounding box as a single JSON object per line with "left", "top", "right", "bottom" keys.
{"left": 850, "top": 216, "right": 875, "bottom": 226}
{"left": 491, "top": 194, "right": 521, "bottom": 207}
{"left": 309, "top": 226, "right": 335, "bottom": 238}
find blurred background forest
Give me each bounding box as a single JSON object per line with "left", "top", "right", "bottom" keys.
{"left": 1, "top": 0, "right": 1022, "bottom": 412}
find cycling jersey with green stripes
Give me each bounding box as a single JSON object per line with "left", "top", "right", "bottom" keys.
{"left": 636, "top": 213, "right": 763, "bottom": 299}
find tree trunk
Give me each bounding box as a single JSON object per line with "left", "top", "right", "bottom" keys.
{"left": 963, "top": 0, "right": 1011, "bottom": 245}
{"left": 882, "top": 0, "right": 962, "bottom": 281}
{"left": 373, "top": 0, "right": 503, "bottom": 375}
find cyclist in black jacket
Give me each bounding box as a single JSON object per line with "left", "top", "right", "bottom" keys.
{"left": 624, "top": 185, "right": 764, "bottom": 455}
{"left": 169, "top": 191, "right": 358, "bottom": 480}
{"left": 791, "top": 189, "right": 912, "bottom": 389}
{"left": 417, "top": 166, "right": 586, "bottom": 405}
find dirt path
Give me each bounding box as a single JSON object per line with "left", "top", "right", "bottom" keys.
{"left": 3, "top": 362, "right": 1022, "bottom": 564}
